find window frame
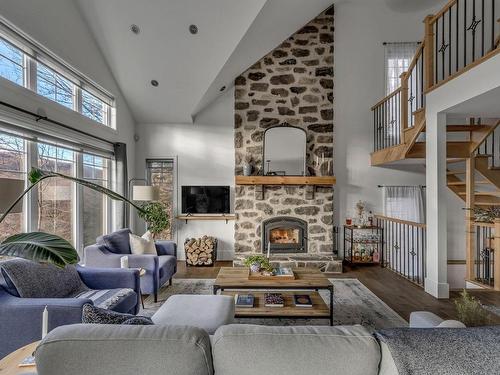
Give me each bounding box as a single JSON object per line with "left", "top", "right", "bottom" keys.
{"left": 0, "top": 24, "right": 115, "bottom": 128}
{"left": 0, "top": 129, "right": 113, "bottom": 249}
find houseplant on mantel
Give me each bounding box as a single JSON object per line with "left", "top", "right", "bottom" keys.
{"left": 0, "top": 168, "right": 169, "bottom": 267}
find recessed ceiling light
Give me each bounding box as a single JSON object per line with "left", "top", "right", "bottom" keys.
{"left": 130, "top": 24, "right": 140, "bottom": 34}
{"left": 220, "top": 86, "right": 226, "bottom": 92}
{"left": 151, "top": 80, "right": 159, "bottom": 87}
{"left": 189, "top": 24, "right": 198, "bottom": 35}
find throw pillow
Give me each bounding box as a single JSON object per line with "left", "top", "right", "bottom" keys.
{"left": 82, "top": 304, "right": 154, "bottom": 325}
{"left": 129, "top": 232, "right": 157, "bottom": 255}
{"left": 0, "top": 259, "right": 88, "bottom": 298}
{"left": 98, "top": 228, "right": 132, "bottom": 254}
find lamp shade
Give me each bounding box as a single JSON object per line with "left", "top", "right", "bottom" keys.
{"left": 0, "top": 178, "right": 25, "bottom": 214}
{"left": 132, "top": 185, "right": 160, "bottom": 201}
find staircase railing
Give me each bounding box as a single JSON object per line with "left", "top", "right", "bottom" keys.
{"left": 427, "top": 0, "right": 500, "bottom": 91}
{"left": 375, "top": 215, "right": 427, "bottom": 287}
{"left": 372, "top": 0, "right": 500, "bottom": 154}
{"left": 476, "top": 120, "right": 500, "bottom": 168}
{"left": 470, "top": 220, "right": 499, "bottom": 289}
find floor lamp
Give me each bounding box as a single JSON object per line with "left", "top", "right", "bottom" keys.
{"left": 128, "top": 178, "right": 160, "bottom": 231}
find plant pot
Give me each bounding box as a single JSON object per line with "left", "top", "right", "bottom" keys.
{"left": 250, "top": 262, "right": 261, "bottom": 273}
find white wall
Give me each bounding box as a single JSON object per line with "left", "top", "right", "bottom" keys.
{"left": 0, "top": 0, "right": 136, "bottom": 174}
{"left": 135, "top": 89, "right": 235, "bottom": 260}
{"left": 334, "top": 0, "right": 440, "bottom": 228}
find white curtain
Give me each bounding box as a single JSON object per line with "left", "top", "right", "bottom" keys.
{"left": 384, "top": 42, "right": 420, "bottom": 94}
{"left": 383, "top": 186, "right": 425, "bottom": 223}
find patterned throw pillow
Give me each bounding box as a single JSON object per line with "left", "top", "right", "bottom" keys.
{"left": 82, "top": 304, "right": 154, "bottom": 325}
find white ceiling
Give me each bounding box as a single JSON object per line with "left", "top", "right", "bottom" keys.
{"left": 75, "top": 0, "right": 334, "bottom": 124}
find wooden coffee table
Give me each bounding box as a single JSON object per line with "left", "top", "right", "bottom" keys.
{"left": 213, "top": 267, "right": 334, "bottom": 325}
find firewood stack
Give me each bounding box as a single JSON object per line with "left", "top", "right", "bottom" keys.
{"left": 184, "top": 236, "right": 218, "bottom": 266}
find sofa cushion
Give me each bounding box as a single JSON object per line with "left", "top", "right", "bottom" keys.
{"left": 82, "top": 304, "right": 153, "bottom": 325}
{"left": 0, "top": 259, "right": 88, "bottom": 298}
{"left": 212, "top": 324, "right": 381, "bottom": 375}
{"left": 158, "top": 255, "right": 176, "bottom": 279}
{"left": 35, "top": 324, "right": 214, "bottom": 375}
{"left": 75, "top": 288, "right": 136, "bottom": 311}
{"left": 98, "top": 228, "right": 131, "bottom": 254}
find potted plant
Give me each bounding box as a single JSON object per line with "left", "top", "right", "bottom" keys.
{"left": 243, "top": 155, "right": 253, "bottom": 176}
{"left": 0, "top": 168, "right": 169, "bottom": 267}
{"left": 454, "top": 289, "right": 491, "bottom": 326}
{"left": 243, "top": 255, "right": 273, "bottom": 273}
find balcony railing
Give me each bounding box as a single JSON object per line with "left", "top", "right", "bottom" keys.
{"left": 470, "top": 220, "right": 499, "bottom": 289}
{"left": 372, "top": 0, "right": 500, "bottom": 153}
{"left": 375, "top": 215, "right": 427, "bottom": 287}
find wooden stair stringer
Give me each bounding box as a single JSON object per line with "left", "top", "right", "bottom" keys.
{"left": 469, "top": 119, "right": 500, "bottom": 154}
{"left": 475, "top": 155, "right": 500, "bottom": 190}
{"left": 403, "top": 111, "right": 426, "bottom": 158}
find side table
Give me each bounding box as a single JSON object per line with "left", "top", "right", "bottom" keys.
{"left": 0, "top": 341, "right": 39, "bottom": 375}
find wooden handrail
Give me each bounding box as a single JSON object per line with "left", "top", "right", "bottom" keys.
{"left": 430, "top": 0, "right": 458, "bottom": 24}
{"left": 374, "top": 214, "right": 427, "bottom": 228}
{"left": 406, "top": 40, "right": 425, "bottom": 77}
{"left": 473, "top": 221, "right": 495, "bottom": 228}
{"left": 371, "top": 87, "right": 402, "bottom": 111}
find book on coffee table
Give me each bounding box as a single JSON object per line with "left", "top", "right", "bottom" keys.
{"left": 274, "top": 267, "right": 294, "bottom": 277}
{"left": 293, "top": 294, "right": 313, "bottom": 308}
{"left": 264, "top": 293, "right": 284, "bottom": 307}
{"left": 235, "top": 294, "right": 254, "bottom": 308}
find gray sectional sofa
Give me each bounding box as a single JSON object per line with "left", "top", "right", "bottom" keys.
{"left": 35, "top": 324, "right": 394, "bottom": 375}
{"left": 34, "top": 322, "right": 500, "bottom": 375}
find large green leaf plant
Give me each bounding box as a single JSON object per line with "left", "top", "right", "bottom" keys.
{"left": 0, "top": 168, "right": 169, "bottom": 267}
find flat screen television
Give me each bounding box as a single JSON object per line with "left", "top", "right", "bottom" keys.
{"left": 181, "top": 186, "right": 230, "bottom": 214}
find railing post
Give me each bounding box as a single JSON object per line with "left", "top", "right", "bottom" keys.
{"left": 465, "top": 157, "right": 475, "bottom": 281}
{"left": 494, "top": 219, "right": 500, "bottom": 291}
{"left": 423, "top": 15, "right": 435, "bottom": 90}
{"left": 400, "top": 72, "right": 409, "bottom": 140}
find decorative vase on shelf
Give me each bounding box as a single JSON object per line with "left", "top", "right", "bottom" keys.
{"left": 243, "top": 163, "right": 252, "bottom": 176}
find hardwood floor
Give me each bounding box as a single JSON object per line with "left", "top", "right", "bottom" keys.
{"left": 174, "top": 261, "right": 500, "bottom": 323}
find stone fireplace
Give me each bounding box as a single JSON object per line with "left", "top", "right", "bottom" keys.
{"left": 232, "top": 6, "right": 340, "bottom": 273}
{"left": 263, "top": 217, "right": 307, "bottom": 254}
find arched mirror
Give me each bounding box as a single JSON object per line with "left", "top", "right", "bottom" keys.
{"left": 263, "top": 127, "right": 306, "bottom": 176}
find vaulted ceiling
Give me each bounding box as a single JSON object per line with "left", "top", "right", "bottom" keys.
{"left": 75, "top": 0, "right": 334, "bottom": 124}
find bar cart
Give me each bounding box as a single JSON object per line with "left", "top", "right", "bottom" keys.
{"left": 343, "top": 225, "right": 383, "bottom": 265}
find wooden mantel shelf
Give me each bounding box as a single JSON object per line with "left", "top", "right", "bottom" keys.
{"left": 235, "top": 176, "right": 336, "bottom": 186}
{"left": 176, "top": 215, "right": 235, "bottom": 224}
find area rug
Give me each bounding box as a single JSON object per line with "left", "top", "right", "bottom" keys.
{"left": 142, "top": 278, "right": 407, "bottom": 331}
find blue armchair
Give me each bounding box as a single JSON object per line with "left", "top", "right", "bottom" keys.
{"left": 83, "top": 228, "right": 177, "bottom": 302}
{"left": 0, "top": 262, "right": 140, "bottom": 359}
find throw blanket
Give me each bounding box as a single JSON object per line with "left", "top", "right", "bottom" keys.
{"left": 376, "top": 327, "right": 500, "bottom": 375}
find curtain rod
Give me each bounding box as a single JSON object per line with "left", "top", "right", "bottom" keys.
{"left": 0, "top": 101, "right": 114, "bottom": 146}
{"left": 382, "top": 41, "right": 422, "bottom": 45}
{"left": 378, "top": 185, "right": 426, "bottom": 188}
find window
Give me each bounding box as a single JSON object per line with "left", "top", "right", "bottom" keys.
{"left": 38, "top": 143, "right": 76, "bottom": 242}
{"left": 37, "top": 62, "right": 75, "bottom": 110}
{"left": 0, "top": 37, "right": 25, "bottom": 86}
{"left": 0, "top": 26, "right": 114, "bottom": 127}
{"left": 0, "top": 128, "right": 112, "bottom": 248}
{"left": 384, "top": 42, "right": 419, "bottom": 94}
{"left": 383, "top": 186, "right": 425, "bottom": 223}
{"left": 0, "top": 133, "right": 26, "bottom": 242}
{"left": 82, "top": 90, "right": 109, "bottom": 126}
{"left": 146, "top": 159, "right": 175, "bottom": 240}
{"left": 82, "top": 154, "right": 109, "bottom": 246}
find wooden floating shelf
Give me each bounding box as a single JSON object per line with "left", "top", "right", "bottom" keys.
{"left": 235, "top": 176, "right": 336, "bottom": 186}
{"left": 176, "top": 215, "right": 236, "bottom": 224}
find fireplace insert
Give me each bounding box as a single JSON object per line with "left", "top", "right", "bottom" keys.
{"left": 262, "top": 217, "right": 307, "bottom": 254}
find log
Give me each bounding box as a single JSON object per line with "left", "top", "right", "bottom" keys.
{"left": 184, "top": 236, "right": 218, "bottom": 266}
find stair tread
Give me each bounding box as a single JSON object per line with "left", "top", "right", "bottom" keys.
{"left": 447, "top": 180, "right": 490, "bottom": 186}
{"left": 447, "top": 170, "right": 466, "bottom": 175}
{"left": 446, "top": 125, "right": 491, "bottom": 132}
{"left": 458, "top": 192, "right": 500, "bottom": 196}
